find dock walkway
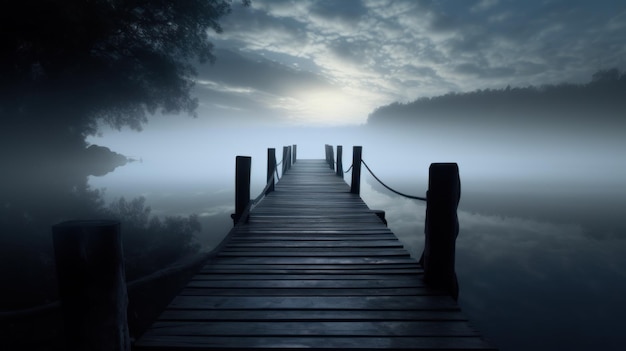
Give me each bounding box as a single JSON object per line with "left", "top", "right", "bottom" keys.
{"left": 135, "top": 159, "right": 495, "bottom": 350}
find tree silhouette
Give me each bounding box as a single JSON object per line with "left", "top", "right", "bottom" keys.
{"left": 1, "top": 0, "right": 250, "bottom": 133}
{"left": 0, "top": 0, "right": 249, "bottom": 309}
{"left": 367, "top": 68, "right": 626, "bottom": 132}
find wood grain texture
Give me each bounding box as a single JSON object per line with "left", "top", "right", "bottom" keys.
{"left": 134, "top": 159, "right": 496, "bottom": 350}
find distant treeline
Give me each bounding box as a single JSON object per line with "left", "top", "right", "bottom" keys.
{"left": 367, "top": 68, "right": 626, "bottom": 131}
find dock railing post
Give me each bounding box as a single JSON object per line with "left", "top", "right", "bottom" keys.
{"left": 423, "top": 163, "right": 460, "bottom": 300}
{"left": 293, "top": 144, "right": 297, "bottom": 163}
{"left": 329, "top": 145, "right": 335, "bottom": 170}
{"left": 287, "top": 145, "right": 292, "bottom": 170}
{"left": 52, "top": 220, "right": 130, "bottom": 351}
{"left": 336, "top": 145, "right": 343, "bottom": 177}
{"left": 324, "top": 144, "right": 330, "bottom": 166}
{"left": 350, "top": 146, "right": 362, "bottom": 194}
{"left": 266, "top": 148, "right": 276, "bottom": 195}
{"left": 233, "top": 156, "right": 251, "bottom": 224}
{"left": 282, "top": 146, "right": 289, "bottom": 175}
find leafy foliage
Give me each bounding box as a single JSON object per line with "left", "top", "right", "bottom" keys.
{"left": 1, "top": 0, "right": 248, "bottom": 134}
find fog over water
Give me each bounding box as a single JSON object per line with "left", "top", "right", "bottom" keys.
{"left": 88, "top": 118, "right": 626, "bottom": 351}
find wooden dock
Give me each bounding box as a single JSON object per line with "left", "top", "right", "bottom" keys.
{"left": 134, "top": 158, "right": 496, "bottom": 350}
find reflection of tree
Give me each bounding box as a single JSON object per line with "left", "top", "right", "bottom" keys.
{"left": 105, "top": 197, "right": 201, "bottom": 281}
{"left": 0, "top": 1, "right": 248, "bottom": 309}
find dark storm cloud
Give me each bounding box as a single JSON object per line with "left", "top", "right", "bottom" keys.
{"left": 219, "top": 1, "right": 309, "bottom": 47}
{"left": 454, "top": 63, "right": 515, "bottom": 78}
{"left": 308, "top": 0, "right": 368, "bottom": 24}
{"left": 425, "top": 0, "right": 626, "bottom": 83}
{"left": 326, "top": 37, "right": 371, "bottom": 65}
{"left": 192, "top": 81, "right": 287, "bottom": 125}
{"left": 196, "top": 48, "right": 332, "bottom": 97}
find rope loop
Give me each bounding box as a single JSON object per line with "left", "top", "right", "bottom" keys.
{"left": 360, "top": 159, "right": 426, "bottom": 201}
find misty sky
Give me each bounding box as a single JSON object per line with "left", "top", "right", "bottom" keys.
{"left": 179, "top": 0, "right": 626, "bottom": 126}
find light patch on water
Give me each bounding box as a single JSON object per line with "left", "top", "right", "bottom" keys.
{"left": 198, "top": 205, "right": 233, "bottom": 218}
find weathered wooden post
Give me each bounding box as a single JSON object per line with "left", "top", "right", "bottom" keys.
{"left": 232, "top": 156, "right": 251, "bottom": 224}
{"left": 282, "top": 146, "right": 289, "bottom": 175}
{"left": 336, "top": 145, "right": 343, "bottom": 177}
{"left": 329, "top": 145, "right": 335, "bottom": 170}
{"left": 423, "top": 163, "right": 461, "bottom": 300}
{"left": 52, "top": 220, "right": 130, "bottom": 351}
{"left": 324, "top": 144, "right": 330, "bottom": 166}
{"left": 292, "top": 144, "right": 297, "bottom": 163}
{"left": 266, "top": 148, "right": 276, "bottom": 195}
{"left": 350, "top": 146, "right": 362, "bottom": 194}
{"left": 287, "top": 145, "right": 292, "bottom": 170}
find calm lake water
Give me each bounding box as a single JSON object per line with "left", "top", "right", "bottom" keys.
{"left": 89, "top": 156, "right": 626, "bottom": 351}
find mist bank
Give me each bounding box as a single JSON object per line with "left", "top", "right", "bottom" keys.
{"left": 85, "top": 121, "right": 626, "bottom": 351}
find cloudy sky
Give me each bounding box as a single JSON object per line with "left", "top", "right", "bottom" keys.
{"left": 187, "top": 0, "right": 626, "bottom": 126}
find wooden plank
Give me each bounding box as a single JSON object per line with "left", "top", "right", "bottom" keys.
{"left": 157, "top": 309, "right": 470, "bottom": 322}
{"left": 216, "top": 250, "right": 410, "bottom": 257}
{"left": 186, "top": 279, "right": 425, "bottom": 289}
{"left": 135, "top": 335, "right": 497, "bottom": 350}
{"left": 229, "top": 235, "right": 398, "bottom": 240}
{"left": 192, "top": 274, "right": 420, "bottom": 281}
{"left": 232, "top": 229, "right": 395, "bottom": 234}
{"left": 143, "top": 321, "right": 481, "bottom": 337}
{"left": 167, "top": 296, "right": 459, "bottom": 310}
{"left": 197, "top": 269, "right": 424, "bottom": 275}
{"left": 211, "top": 257, "right": 417, "bottom": 265}
{"left": 180, "top": 287, "right": 433, "bottom": 296}
{"left": 225, "top": 241, "right": 403, "bottom": 248}
{"left": 200, "top": 263, "right": 424, "bottom": 275}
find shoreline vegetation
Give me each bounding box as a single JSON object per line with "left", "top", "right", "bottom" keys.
{"left": 367, "top": 68, "right": 625, "bottom": 132}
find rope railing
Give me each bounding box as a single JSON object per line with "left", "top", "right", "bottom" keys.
{"left": 233, "top": 162, "right": 276, "bottom": 226}
{"left": 341, "top": 145, "right": 459, "bottom": 299}
{"left": 251, "top": 170, "right": 276, "bottom": 207}
{"left": 233, "top": 146, "right": 294, "bottom": 225}
{"left": 360, "top": 159, "right": 427, "bottom": 201}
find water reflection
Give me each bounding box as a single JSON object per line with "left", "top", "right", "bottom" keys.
{"left": 88, "top": 154, "right": 626, "bottom": 351}
{"left": 359, "top": 175, "right": 626, "bottom": 351}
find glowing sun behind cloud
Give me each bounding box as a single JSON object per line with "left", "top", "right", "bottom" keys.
{"left": 286, "top": 88, "right": 372, "bottom": 125}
